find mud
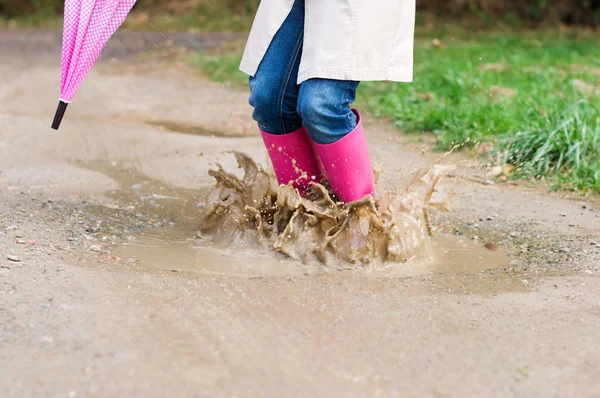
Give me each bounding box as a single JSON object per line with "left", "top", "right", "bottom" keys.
{"left": 112, "top": 151, "right": 507, "bottom": 277}
{"left": 145, "top": 119, "right": 237, "bottom": 137}
{"left": 197, "top": 152, "right": 453, "bottom": 267}
{"left": 114, "top": 221, "right": 507, "bottom": 277}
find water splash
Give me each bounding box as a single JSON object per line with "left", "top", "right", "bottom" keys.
{"left": 198, "top": 152, "right": 450, "bottom": 268}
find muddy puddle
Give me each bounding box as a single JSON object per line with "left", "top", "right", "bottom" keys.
{"left": 107, "top": 152, "right": 508, "bottom": 278}
{"left": 145, "top": 120, "right": 232, "bottom": 137}
{"left": 113, "top": 222, "right": 508, "bottom": 277}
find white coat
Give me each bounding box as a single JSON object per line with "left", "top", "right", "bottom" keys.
{"left": 239, "top": 0, "right": 416, "bottom": 84}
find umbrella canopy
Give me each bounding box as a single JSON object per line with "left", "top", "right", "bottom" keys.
{"left": 52, "top": 0, "right": 137, "bottom": 130}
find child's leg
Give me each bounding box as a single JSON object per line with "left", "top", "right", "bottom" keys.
{"left": 297, "top": 79, "right": 360, "bottom": 144}
{"left": 248, "top": 0, "right": 304, "bottom": 135}
{"left": 248, "top": 0, "right": 321, "bottom": 195}
{"left": 298, "top": 78, "right": 375, "bottom": 203}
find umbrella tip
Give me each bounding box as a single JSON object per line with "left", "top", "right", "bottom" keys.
{"left": 51, "top": 101, "right": 69, "bottom": 130}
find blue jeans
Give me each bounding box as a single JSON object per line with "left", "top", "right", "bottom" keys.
{"left": 248, "top": 0, "right": 359, "bottom": 145}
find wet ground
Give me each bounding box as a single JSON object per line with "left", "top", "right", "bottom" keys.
{"left": 1, "top": 29, "right": 600, "bottom": 397}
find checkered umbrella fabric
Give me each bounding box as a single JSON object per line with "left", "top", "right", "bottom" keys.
{"left": 52, "top": 0, "right": 137, "bottom": 130}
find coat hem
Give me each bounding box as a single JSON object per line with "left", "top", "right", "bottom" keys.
{"left": 296, "top": 67, "right": 413, "bottom": 84}
{"left": 239, "top": 58, "right": 259, "bottom": 78}
{"left": 240, "top": 59, "right": 414, "bottom": 84}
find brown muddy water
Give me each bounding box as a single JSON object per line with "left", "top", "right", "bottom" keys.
{"left": 113, "top": 223, "right": 507, "bottom": 278}
{"left": 145, "top": 120, "right": 234, "bottom": 137}
{"left": 111, "top": 152, "right": 508, "bottom": 277}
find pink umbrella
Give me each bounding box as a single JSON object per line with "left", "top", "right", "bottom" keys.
{"left": 52, "top": 0, "right": 137, "bottom": 130}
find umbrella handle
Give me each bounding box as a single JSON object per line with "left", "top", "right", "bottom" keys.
{"left": 51, "top": 101, "right": 69, "bottom": 130}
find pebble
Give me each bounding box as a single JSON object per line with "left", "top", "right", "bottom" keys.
{"left": 41, "top": 335, "right": 54, "bottom": 344}
{"left": 90, "top": 245, "right": 104, "bottom": 253}
{"left": 7, "top": 255, "right": 21, "bottom": 262}
{"left": 484, "top": 180, "right": 495, "bottom": 185}
{"left": 509, "top": 232, "right": 519, "bottom": 238}
{"left": 6, "top": 225, "right": 18, "bottom": 231}
{"left": 560, "top": 213, "right": 567, "bottom": 217}
{"left": 559, "top": 248, "right": 571, "bottom": 253}
{"left": 484, "top": 242, "right": 499, "bottom": 251}
{"left": 16, "top": 239, "right": 26, "bottom": 245}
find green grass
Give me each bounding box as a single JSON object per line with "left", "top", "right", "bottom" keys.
{"left": 363, "top": 32, "right": 600, "bottom": 192}
{"left": 190, "top": 51, "right": 249, "bottom": 86}
{"left": 493, "top": 100, "right": 600, "bottom": 191}
{"left": 0, "top": 2, "right": 257, "bottom": 32}
{"left": 0, "top": 12, "right": 61, "bottom": 28}
{"left": 121, "top": 6, "right": 255, "bottom": 33}
{"left": 193, "top": 29, "right": 600, "bottom": 193}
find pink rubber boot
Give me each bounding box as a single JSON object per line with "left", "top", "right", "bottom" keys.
{"left": 314, "top": 109, "right": 375, "bottom": 203}
{"left": 260, "top": 126, "right": 323, "bottom": 196}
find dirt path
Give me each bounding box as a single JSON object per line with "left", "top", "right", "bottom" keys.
{"left": 1, "top": 30, "right": 600, "bottom": 397}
